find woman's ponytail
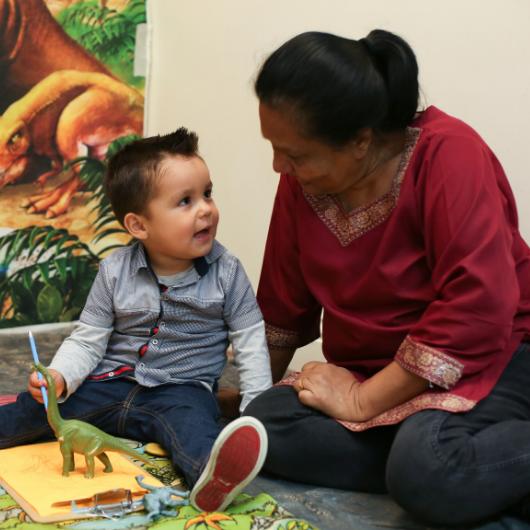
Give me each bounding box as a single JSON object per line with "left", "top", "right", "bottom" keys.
{"left": 361, "top": 29, "right": 419, "bottom": 130}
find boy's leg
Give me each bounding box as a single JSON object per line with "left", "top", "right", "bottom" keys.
{"left": 127, "top": 383, "right": 267, "bottom": 512}
{"left": 0, "top": 391, "right": 54, "bottom": 447}
{"left": 190, "top": 416, "right": 267, "bottom": 512}
{"left": 124, "top": 383, "right": 222, "bottom": 486}
{"left": 0, "top": 378, "right": 136, "bottom": 448}
{"left": 245, "top": 385, "right": 398, "bottom": 492}
{"left": 386, "top": 342, "right": 530, "bottom": 526}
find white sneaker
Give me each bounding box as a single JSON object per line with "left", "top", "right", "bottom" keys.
{"left": 190, "top": 416, "right": 268, "bottom": 512}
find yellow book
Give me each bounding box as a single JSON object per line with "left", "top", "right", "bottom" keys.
{"left": 0, "top": 441, "right": 163, "bottom": 522}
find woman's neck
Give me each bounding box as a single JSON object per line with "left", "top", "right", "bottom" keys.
{"left": 337, "top": 130, "right": 407, "bottom": 212}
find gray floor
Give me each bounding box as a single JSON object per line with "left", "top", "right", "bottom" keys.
{"left": 0, "top": 325, "right": 528, "bottom": 530}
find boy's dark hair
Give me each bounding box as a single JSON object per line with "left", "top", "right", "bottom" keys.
{"left": 105, "top": 127, "right": 199, "bottom": 226}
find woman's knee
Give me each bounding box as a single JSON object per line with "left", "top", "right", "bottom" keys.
{"left": 245, "top": 385, "right": 321, "bottom": 476}
{"left": 245, "top": 385, "right": 301, "bottom": 425}
{"left": 246, "top": 386, "right": 393, "bottom": 491}
{"left": 386, "top": 411, "right": 481, "bottom": 526}
{"left": 386, "top": 412, "right": 451, "bottom": 523}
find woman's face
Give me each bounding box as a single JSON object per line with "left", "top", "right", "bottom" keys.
{"left": 259, "top": 102, "right": 369, "bottom": 196}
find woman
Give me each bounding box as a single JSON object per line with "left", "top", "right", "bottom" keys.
{"left": 245, "top": 29, "right": 530, "bottom": 526}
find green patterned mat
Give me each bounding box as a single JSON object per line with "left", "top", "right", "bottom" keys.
{"left": 0, "top": 442, "right": 318, "bottom": 530}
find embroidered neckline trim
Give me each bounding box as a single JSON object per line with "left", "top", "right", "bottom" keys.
{"left": 303, "top": 127, "right": 421, "bottom": 246}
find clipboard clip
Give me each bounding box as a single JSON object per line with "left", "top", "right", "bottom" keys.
{"left": 53, "top": 488, "right": 145, "bottom": 519}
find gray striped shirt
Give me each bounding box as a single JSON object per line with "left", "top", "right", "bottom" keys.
{"left": 50, "top": 240, "right": 271, "bottom": 411}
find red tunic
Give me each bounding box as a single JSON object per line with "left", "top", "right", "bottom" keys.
{"left": 257, "top": 106, "right": 530, "bottom": 431}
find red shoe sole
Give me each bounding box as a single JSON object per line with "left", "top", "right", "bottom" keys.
{"left": 193, "top": 424, "right": 263, "bottom": 512}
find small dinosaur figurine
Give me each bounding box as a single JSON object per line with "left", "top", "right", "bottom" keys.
{"left": 34, "top": 363, "right": 153, "bottom": 478}
{"left": 135, "top": 475, "right": 189, "bottom": 520}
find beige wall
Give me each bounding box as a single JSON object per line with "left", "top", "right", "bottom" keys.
{"left": 146, "top": 0, "right": 530, "bottom": 368}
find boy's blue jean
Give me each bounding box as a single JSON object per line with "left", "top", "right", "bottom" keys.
{"left": 0, "top": 379, "right": 221, "bottom": 487}
{"left": 245, "top": 342, "right": 530, "bottom": 526}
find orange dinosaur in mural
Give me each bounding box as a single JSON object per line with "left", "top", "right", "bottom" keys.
{"left": 0, "top": 70, "right": 143, "bottom": 217}
{"left": 0, "top": 0, "right": 143, "bottom": 217}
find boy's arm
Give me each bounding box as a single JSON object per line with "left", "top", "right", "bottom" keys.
{"left": 49, "top": 260, "right": 115, "bottom": 399}
{"left": 49, "top": 322, "right": 112, "bottom": 399}
{"left": 229, "top": 320, "right": 272, "bottom": 412}
{"left": 223, "top": 256, "right": 272, "bottom": 413}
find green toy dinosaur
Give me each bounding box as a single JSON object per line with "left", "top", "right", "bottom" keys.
{"left": 34, "top": 363, "right": 154, "bottom": 478}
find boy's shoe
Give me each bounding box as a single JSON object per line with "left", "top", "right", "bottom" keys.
{"left": 190, "top": 416, "right": 268, "bottom": 512}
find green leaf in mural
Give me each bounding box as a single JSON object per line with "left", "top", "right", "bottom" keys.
{"left": 10, "top": 282, "right": 37, "bottom": 319}
{"left": 56, "top": 0, "right": 146, "bottom": 87}
{"left": 37, "top": 284, "right": 64, "bottom": 323}
{"left": 0, "top": 133, "right": 139, "bottom": 327}
{"left": 37, "top": 262, "right": 51, "bottom": 284}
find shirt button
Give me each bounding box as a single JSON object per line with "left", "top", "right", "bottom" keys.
{"left": 139, "top": 363, "right": 145, "bottom": 368}
{"left": 160, "top": 322, "right": 166, "bottom": 327}
{"left": 108, "top": 371, "right": 114, "bottom": 377}
{"left": 152, "top": 339, "right": 158, "bottom": 345}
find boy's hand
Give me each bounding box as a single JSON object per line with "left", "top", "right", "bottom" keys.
{"left": 28, "top": 368, "right": 66, "bottom": 403}
{"left": 217, "top": 388, "right": 241, "bottom": 420}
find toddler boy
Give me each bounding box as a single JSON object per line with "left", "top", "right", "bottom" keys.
{"left": 0, "top": 128, "right": 272, "bottom": 512}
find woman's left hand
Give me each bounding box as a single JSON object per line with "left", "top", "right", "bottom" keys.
{"left": 293, "top": 361, "right": 367, "bottom": 421}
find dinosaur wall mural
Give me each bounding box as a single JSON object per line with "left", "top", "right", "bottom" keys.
{"left": 0, "top": 0, "right": 146, "bottom": 328}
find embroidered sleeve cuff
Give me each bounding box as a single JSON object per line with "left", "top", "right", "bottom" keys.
{"left": 265, "top": 322, "right": 320, "bottom": 350}
{"left": 395, "top": 335, "right": 464, "bottom": 389}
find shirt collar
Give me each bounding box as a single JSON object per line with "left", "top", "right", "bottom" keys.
{"left": 129, "top": 239, "right": 226, "bottom": 278}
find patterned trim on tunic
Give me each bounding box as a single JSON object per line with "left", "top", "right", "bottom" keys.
{"left": 303, "top": 127, "right": 421, "bottom": 246}
{"left": 337, "top": 391, "right": 476, "bottom": 432}
{"left": 265, "top": 323, "right": 311, "bottom": 349}
{"left": 277, "top": 372, "right": 476, "bottom": 432}
{"left": 395, "top": 335, "right": 464, "bottom": 389}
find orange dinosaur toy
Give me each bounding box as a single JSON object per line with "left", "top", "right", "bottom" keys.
{"left": 0, "top": 69, "right": 143, "bottom": 217}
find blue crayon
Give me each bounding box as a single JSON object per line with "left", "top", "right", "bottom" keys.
{"left": 28, "top": 331, "right": 48, "bottom": 410}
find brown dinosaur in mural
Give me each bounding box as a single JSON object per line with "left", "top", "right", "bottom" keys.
{"left": 0, "top": 0, "right": 143, "bottom": 217}
{"left": 0, "top": 69, "right": 143, "bottom": 217}
{"left": 0, "top": 0, "right": 111, "bottom": 112}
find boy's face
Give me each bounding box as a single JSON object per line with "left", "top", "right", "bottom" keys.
{"left": 141, "top": 155, "right": 219, "bottom": 270}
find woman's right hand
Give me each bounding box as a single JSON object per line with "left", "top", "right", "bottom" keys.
{"left": 28, "top": 368, "right": 66, "bottom": 403}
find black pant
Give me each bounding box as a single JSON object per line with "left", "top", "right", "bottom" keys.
{"left": 245, "top": 343, "right": 530, "bottom": 526}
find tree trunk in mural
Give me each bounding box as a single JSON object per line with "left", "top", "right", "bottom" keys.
{"left": 0, "top": 0, "right": 145, "bottom": 328}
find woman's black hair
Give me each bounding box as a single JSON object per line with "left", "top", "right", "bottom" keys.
{"left": 255, "top": 29, "right": 419, "bottom": 146}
